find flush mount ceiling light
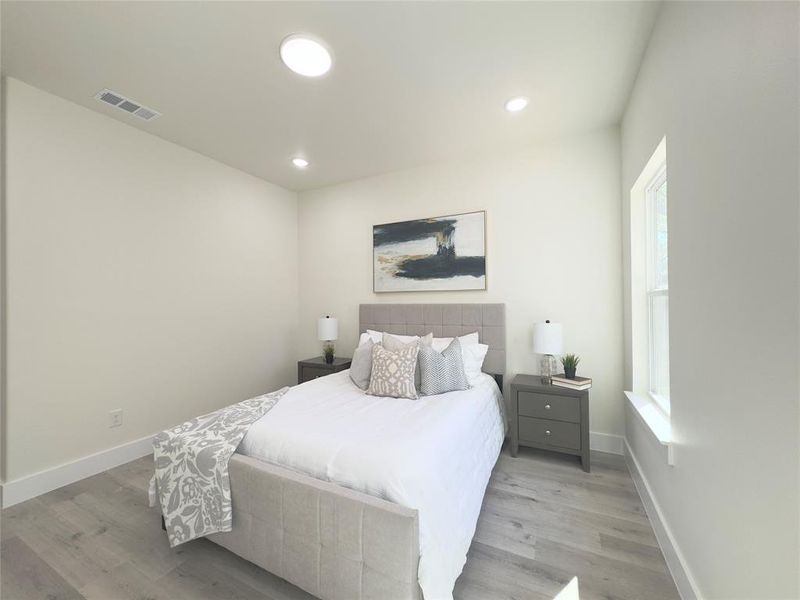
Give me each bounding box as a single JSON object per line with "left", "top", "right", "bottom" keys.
{"left": 504, "top": 96, "right": 529, "bottom": 112}
{"left": 280, "top": 34, "right": 332, "bottom": 77}
{"left": 292, "top": 157, "right": 310, "bottom": 168}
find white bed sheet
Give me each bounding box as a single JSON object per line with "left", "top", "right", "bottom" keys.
{"left": 238, "top": 370, "right": 506, "bottom": 600}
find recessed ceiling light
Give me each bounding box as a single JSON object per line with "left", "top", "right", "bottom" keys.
{"left": 504, "top": 96, "right": 529, "bottom": 112}
{"left": 292, "top": 157, "right": 309, "bottom": 168}
{"left": 280, "top": 34, "right": 332, "bottom": 77}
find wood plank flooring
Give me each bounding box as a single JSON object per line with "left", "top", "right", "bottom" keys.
{"left": 1, "top": 447, "right": 679, "bottom": 600}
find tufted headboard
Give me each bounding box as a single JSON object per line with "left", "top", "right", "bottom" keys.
{"left": 358, "top": 304, "right": 506, "bottom": 381}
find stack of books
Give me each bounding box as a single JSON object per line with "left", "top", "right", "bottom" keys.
{"left": 551, "top": 375, "right": 592, "bottom": 391}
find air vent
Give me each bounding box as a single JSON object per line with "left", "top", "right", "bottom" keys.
{"left": 134, "top": 107, "right": 159, "bottom": 121}
{"left": 118, "top": 100, "right": 140, "bottom": 113}
{"left": 98, "top": 91, "right": 124, "bottom": 106}
{"left": 94, "top": 89, "right": 161, "bottom": 122}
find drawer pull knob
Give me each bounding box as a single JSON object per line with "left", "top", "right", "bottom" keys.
{"left": 544, "top": 404, "right": 551, "bottom": 410}
{"left": 545, "top": 430, "right": 552, "bottom": 436}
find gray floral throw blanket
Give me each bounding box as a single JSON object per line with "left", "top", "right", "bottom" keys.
{"left": 149, "top": 386, "right": 289, "bottom": 547}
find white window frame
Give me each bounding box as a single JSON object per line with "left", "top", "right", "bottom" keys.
{"left": 627, "top": 137, "right": 672, "bottom": 458}
{"left": 644, "top": 165, "right": 670, "bottom": 415}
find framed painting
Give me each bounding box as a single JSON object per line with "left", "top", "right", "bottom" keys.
{"left": 373, "top": 210, "right": 486, "bottom": 292}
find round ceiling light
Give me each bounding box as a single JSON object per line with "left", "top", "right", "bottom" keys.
{"left": 280, "top": 34, "right": 332, "bottom": 77}
{"left": 504, "top": 96, "right": 529, "bottom": 112}
{"left": 292, "top": 157, "right": 309, "bottom": 168}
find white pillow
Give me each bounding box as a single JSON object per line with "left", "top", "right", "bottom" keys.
{"left": 358, "top": 332, "right": 374, "bottom": 346}
{"left": 367, "top": 329, "right": 420, "bottom": 344}
{"left": 462, "top": 343, "right": 489, "bottom": 385}
{"left": 365, "top": 329, "right": 382, "bottom": 343}
{"left": 368, "top": 330, "right": 478, "bottom": 349}
{"left": 431, "top": 332, "right": 479, "bottom": 352}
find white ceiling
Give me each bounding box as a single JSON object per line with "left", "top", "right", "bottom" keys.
{"left": 1, "top": 1, "right": 659, "bottom": 191}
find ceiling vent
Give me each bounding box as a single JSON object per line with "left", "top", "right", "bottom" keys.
{"left": 94, "top": 89, "right": 161, "bottom": 122}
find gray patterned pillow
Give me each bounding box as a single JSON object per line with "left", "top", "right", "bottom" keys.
{"left": 367, "top": 344, "right": 419, "bottom": 399}
{"left": 418, "top": 338, "right": 469, "bottom": 396}
{"left": 382, "top": 332, "right": 433, "bottom": 390}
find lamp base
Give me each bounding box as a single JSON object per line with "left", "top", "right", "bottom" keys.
{"left": 323, "top": 342, "right": 335, "bottom": 364}
{"left": 540, "top": 354, "right": 556, "bottom": 385}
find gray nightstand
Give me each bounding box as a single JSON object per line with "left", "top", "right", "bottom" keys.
{"left": 510, "top": 374, "right": 591, "bottom": 472}
{"left": 297, "top": 356, "right": 352, "bottom": 384}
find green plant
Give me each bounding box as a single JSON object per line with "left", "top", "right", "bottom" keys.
{"left": 323, "top": 342, "right": 335, "bottom": 362}
{"left": 561, "top": 354, "right": 580, "bottom": 371}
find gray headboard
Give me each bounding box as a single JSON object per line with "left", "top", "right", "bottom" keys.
{"left": 358, "top": 303, "right": 506, "bottom": 377}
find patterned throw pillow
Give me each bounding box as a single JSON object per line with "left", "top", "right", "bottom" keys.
{"left": 382, "top": 332, "right": 433, "bottom": 390}
{"left": 367, "top": 344, "right": 420, "bottom": 399}
{"left": 418, "top": 338, "right": 469, "bottom": 396}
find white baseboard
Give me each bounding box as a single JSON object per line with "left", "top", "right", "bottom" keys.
{"left": 1, "top": 433, "right": 155, "bottom": 508}
{"left": 624, "top": 439, "right": 701, "bottom": 600}
{"left": 590, "top": 431, "right": 624, "bottom": 455}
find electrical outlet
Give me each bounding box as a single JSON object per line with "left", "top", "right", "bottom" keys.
{"left": 109, "top": 409, "right": 123, "bottom": 428}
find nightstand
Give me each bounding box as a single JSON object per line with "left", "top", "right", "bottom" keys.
{"left": 297, "top": 356, "right": 352, "bottom": 384}
{"left": 510, "top": 374, "right": 591, "bottom": 472}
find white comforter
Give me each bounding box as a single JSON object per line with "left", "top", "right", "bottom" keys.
{"left": 238, "top": 370, "right": 506, "bottom": 600}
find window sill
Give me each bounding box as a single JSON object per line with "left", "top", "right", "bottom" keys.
{"left": 624, "top": 391, "right": 674, "bottom": 465}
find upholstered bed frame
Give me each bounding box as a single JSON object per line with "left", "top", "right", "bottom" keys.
{"left": 202, "top": 303, "right": 506, "bottom": 600}
{"left": 359, "top": 303, "right": 506, "bottom": 389}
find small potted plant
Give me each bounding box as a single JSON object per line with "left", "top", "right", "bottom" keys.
{"left": 561, "top": 354, "right": 580, "bottom": 379}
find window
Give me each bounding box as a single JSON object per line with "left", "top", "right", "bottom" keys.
{"left": 629, "top": 137, "right": 671, "bottom": 418}
{"left": 645, "top": 166, "right": 670, "bottom": 412}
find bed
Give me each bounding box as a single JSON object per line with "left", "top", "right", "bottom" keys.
{"left": 205, "top": 303, "right": 506, "bottom": 600}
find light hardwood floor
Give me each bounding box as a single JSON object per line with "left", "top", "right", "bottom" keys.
{"left": 1, "top": 447, "right": 679, "bottom": 600}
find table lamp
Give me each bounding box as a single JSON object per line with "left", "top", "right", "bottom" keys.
{"left": 317, "top": 315, "right": 338, "bottom": 364}
{"left": 533, "top": 320, "right": 563, "bottom": 384}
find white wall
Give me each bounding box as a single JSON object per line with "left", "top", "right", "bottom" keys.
{"left": 3, "top": 78, "right": 299, "bottom": 482}
{"left": 298, "top": 127, "right": 625, "bottom": 439}
{"left": 621, "top": 3, "right": 799, "bottom": 598}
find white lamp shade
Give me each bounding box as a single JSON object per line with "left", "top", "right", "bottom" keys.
{"left": 533, "top": 321, "right": 563, "bottom": 355}
{"left": 317, "top": 316, "right": 338, "bottom": 341}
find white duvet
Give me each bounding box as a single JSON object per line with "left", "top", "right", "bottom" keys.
{"left": 238, "top": 370, "right": 506, "bottom": 600}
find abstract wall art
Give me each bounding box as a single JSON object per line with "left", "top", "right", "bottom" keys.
{"left": 373, "top": 211, "right": 486, "bottom": 292}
